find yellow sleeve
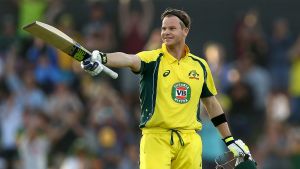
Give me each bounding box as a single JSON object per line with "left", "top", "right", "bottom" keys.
{"left": 136, "top": 50, "right": 161, "bottom": 63}
{"left": 136, "top": 49, "right": 162, "bottom": 74}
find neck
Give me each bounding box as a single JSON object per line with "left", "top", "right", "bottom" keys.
{"left": 166, "top": 43, "right": 186, "bottom": 60}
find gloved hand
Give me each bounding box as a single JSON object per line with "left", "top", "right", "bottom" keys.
{"left": 223, "top": 136, "right": 254, "bottom": 166}
{"left": 227, "top": 139, "right": 250, "bottom": 157}
{"left": 223, "top": 136, "right": 250, "bottom": 157}
{"left": 81, "top": 50, "right": 105, "bottom": 76}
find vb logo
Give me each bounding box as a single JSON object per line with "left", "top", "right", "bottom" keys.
{"left": 176, "top": 87, "right": 187, "bottom": 99}
{"left": 171, "top": 82, "right": 191, "bottom": 104}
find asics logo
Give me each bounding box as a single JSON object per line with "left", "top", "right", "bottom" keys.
{"left": 163, "top": 70, "right": 170, "bottom": 77}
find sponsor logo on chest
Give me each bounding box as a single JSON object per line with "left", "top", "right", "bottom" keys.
{"left": 171, "top": 82, "right": 191, "bottom": 104}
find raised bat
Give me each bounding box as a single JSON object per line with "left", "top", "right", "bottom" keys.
{"left": 23, "top": 21, "right": 118, "bottom": 79}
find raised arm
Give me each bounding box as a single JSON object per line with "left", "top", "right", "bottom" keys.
{"left": 118, "top": 0, "right": 131, "bottom": 35}
{"left": 106, "top": 52, "right": 141, "bottom": 72}
{"left": 139, "top": 0, "right": 154, "bottom": 37}
{"left": 81, "top": 50, "right": 141, "bottom": 76}
{"left": 119, "top": 0, "right": 154, "bottom": 37}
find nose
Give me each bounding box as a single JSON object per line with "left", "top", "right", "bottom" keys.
{"left": 162, "top": 29, "right": 170, "bottom": 36}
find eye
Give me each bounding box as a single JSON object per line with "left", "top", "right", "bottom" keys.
{"left": 170, "top": 27, "right": 176, "bottom": 31}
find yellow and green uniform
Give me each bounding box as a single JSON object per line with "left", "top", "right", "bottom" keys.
{"left": 136, "top": 43, "right": 217, "bottom": 169}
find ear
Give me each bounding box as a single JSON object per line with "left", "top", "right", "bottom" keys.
{"left": 183, "top": 27, "right": 189, "bottom": 37}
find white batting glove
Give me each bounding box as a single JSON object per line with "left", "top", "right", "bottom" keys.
{"left": 223, "top": 137, "right": 254, "bottom": 166}
{"left": 227, "top": 139, "right": 250, "bottom": 157}
{"left": 80, "top": 50, "right": 104, "bottom": 76}
{"left": 223, "top": 136, "right": 251, "bottom": 157}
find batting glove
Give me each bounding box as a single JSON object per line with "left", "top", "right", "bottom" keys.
{"left": 223, "top": 136, "right": 250, "bottom": 157}
{"left": 81, "top": 50, "right": 104, "bottom": 76}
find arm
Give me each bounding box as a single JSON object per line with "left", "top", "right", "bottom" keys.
{"left": 118, "top": 0, "right": 131, "bottom": 35}
{"left": 81, "top": 50, "right": 141, "bottom": 76}
{"left": 106, "top": 52, "right": 141, "bottom": 72}
{"left": 139, "top": 0, "right": 154, "bottom": 36}
{"left": 201, "top": 95, "right": 253, "bottom": 161}
{"left": 201, "top": 96, "right": 231, "bottom": 138}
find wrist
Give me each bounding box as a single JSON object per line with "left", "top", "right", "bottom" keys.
{"left": 101, "top": 53, "right": 108, "bottom": 64}
{"left": 223, "top": 136, "right": 235, "bottom": 146}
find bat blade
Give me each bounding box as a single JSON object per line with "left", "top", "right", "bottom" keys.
{"left": 23, "top": 21, "right": 91, "bottom": 61}
{"left": 23, "top": 21, "right": 118, "bottom": 79}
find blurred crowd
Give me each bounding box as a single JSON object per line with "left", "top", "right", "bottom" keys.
{"left": 0, "top": 0, "right": 300, "bottom": 169}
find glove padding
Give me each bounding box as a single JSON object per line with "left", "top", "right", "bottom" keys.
{"left": 227, "top": 139, "right": 250, "bottom": 157}
{"left": 225, "top": 138, "right": 254, "bottom": 166}
{"left": 81, "top": 50, "right": 104, "bottom": 76}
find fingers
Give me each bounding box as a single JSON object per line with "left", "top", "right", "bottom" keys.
{"left": 235, "top": 140, "right": 250, "bottom": 154}
{"left": 82, "top": 61, "right": 101, "bottom": 71}
{"left": 81, "top": 59, "right": 93, "bottom": 70}
{"left": 244, "top": 154, "right": 250, "bottom": 160}
{"left": 91, "top": 62, "right": 99, "bottom": 71}
{"left": 92, "top": 50, "right": 100, "bottom": 61}
{"left": 81, "top": 50, "right": 104, "bottom": 76}
{"left": 227, "top": 140, "right": 251, "bottom": 158}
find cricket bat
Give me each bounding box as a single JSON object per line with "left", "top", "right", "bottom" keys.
{"left": 23, "top": 21, "right": 118, "bottom": 79}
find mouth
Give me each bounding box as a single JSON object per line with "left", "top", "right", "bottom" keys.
{"left": 163, "top": 37, "right": 173, "bottom": 41}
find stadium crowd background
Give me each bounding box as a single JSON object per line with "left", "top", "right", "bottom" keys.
{"left": 1, "top": 0, "right": 300, "bottom": 169}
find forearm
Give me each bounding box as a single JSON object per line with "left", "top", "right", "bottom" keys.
{"left": 201, "top": 96, "right": 232, "bottom": 138}
{"left": 106, "top": 52, "right": 140, "bottom": 72}
{"left": 106, "top": 52, "right": 131, "bottom": 68}
{"left": 202, "top": 98, "right": 253, "bottom": 159}
{"left": 215, "top": 122, "right": 232, "bottom": 139}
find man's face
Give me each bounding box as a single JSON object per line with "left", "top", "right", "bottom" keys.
{"left": 161, "top": 16, "right": 188, "bottom": 46}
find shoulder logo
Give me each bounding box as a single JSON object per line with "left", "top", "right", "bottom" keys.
{"left": 163, "top": 70, "right": 170, "bottom": 77}
{"left": 188, "top": 70, "right": 199, "bottom": 80}
{"left": 171, "top": 82, "right": 191, "bottom": 104}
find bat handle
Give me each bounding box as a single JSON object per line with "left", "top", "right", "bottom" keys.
{"left": 102, "top": 65, "right": 118, "bottom": 79}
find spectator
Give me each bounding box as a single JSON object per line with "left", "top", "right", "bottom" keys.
{"left": 203, "top": 42, "right": 231, "bottom": 93}
{"left": 83, "top": 1, "right": 116, "bottom": 52}
{"left": 26, "top": 38, "right": 58, "bottom": 67}
{"left": 0, "top": 82, "right": 23, "bottom": 169}
{"left": 85, "top": 81, "right": 128, "bottom": 169}
{"left": 44, "top": 0, "right": 65, "bottom": 25}
{"left": 26, "top": 38, "right": 62, "bottom": 93}
{"left": 18, "top": 110, "right": 50, "bottom": 169}
{"left": 268, "top": 18, "right": 294, "bottom": 92}
{"left": 4, "top": 44, "right": 46, "bottom": 110}
{"left": 118, "top": 0, "right": 154, "bottom": 53}
{"left": 0, "top": 15, "right": 18, "bottom": 55}
{"left": 288, "top": 35, "right": 300, "bottom": 124}
{"left": 117, "top": 0, "right": 154, "bottom": 108}
{"left": 49, "top": 106, "right": 84, "bottom": 168}
{"left": 59, "top": 138, "right": 102, "bottom": 169}
{"left": 237, "top": 52, "right": 271, "bottom": 113}
{"left": 118, "top": 144, "right": 139, "bottom": 169}
{"left": 46, "top": 81, "right": 83, "bottom": 118}
{"left": 226, "top": 78, "right": 256, "bottom": 143}
{"left": 234, "top": 8, "right": 268, "bottom": 66}
{"left": 256, "top": 92, "right": 292, "bottom": 169}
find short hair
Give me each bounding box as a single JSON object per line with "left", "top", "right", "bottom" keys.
{"left": 161, "top": 8, "right": 191, "bottom": 29}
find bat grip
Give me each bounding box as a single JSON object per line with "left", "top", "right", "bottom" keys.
{"left": 102, "top": 65, "right": 118, "bottom": 79}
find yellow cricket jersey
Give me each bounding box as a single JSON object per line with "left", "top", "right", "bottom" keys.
{"left": 136, "top": 43, "right": 217, "bottom": 131}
